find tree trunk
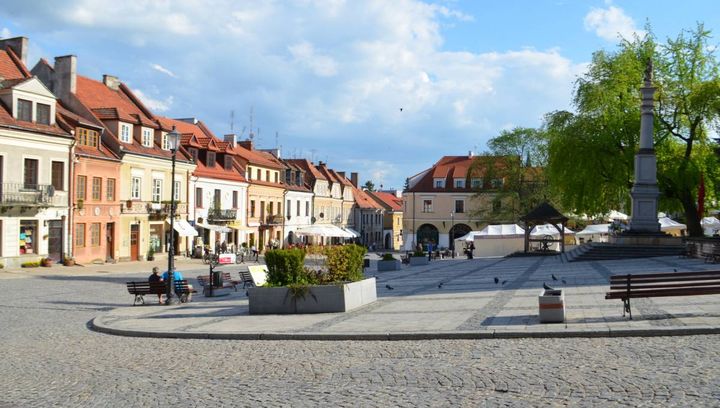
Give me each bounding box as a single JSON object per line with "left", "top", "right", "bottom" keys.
{"left": 680, "top": 189, "right": 703, "bottom": 236}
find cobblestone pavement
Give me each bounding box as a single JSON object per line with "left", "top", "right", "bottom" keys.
{"left": 2, "top": 264, "right": 720, "bottom": 407}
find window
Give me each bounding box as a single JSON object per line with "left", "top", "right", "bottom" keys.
{"left": 471, "top": 178, "right": 482, "bottom": 189}
{"left": 195, "top": 187, "right": 203, "bottom": 208}
{"left": 152, "top": 179, "right": 162, "bottom": 202}
{"left": 277, "top": 202, "right": 281, "bottom": 215}
{"left": 260, "top": 201, "right": 265, "bottom": 219}
{"left": 17, "top": 99, "right": 32, "bottom": 122}
{"left": 174, "top": 180, "right": 181, "bottom": 201}
{"left": 76, "top": 175, "right": 86, "bottom": 200}
{"left": 256, "top": 169, "right": 261, "bottom": 180}
{"left": 454, "top": 179, "right": 465, "bottom": 188}
{"left": 285, "top": 169, "right": 291, "bottom": 183}
{"left": 232, "top": 191, "right": 238, "bottom": 209}
{"left": 296, "top": 172, "right": 302, "bottom": 186}
{"left": 213, "top": 189, "right": 221, "bottom": 208}
{"left": 77, "top": 128, "right": 99, "bottom": 147}
{"left": 162, "top": 133, "right": 170, "bottom": 150}
{"left": 266, "top": 170, "right": 270, "bottom": 182}
{"left": 268, "top": 201, "right": 274, "bottom": 216}
{"left": 90, "top": 223, "right": 101, "bottom": 246}
{"left": 433, "top": 178, "right": 445, "bottom": 189}
{"left": 120, "top": 123, "right": 131, "bottom": 143}
{"left": 207, "top": 151, "right": 216, "bottom": 167}
{"left": 305, "top": 201, "right": 309, "bottom": 216}
{"left": 287, "top": 200, "right": 291, "bottom": 217}
{"left": 142, "top": 128, "right": 153, "bottom": 147}
{"left": 297, "top": 200, "right": 300, "bottom": 216}
{"left": 250, "top": 200, "right": 256, "bottom": 217}
{"left": 51, "top": 161, "right": 64, "bottom": 191}
{"left": 224, "top": 155, "right": 232, "bottom": 170}
{"left": 274, "top": 172, "right": 278, "bottom": 183}
{"left": 189, "top": 148, "right": 198, "bottom": 162}
{"left": 23, "top": 158, "right": 38, "bottom": 189}
{"left": 491, "top": 179, "right": 503, "bottom": 188}
{"left": 422, "top": 199, "right": 433, "bottom": 213}
{"left": 455, "top": 200, "right": 464, "bottom": 213}
{"left": 37, "top": 103, "right": 51, "bottom": 125}
{"left": 131, "top": 177, "right": 141, "bottom": 200}
{"left": 75, "top": 223, "right": 85, "bottom": 247}
{"left": 106, "top": 179, "right": 115, "bottom": 201}
{"left": 92, "top": 177, "right": 102, "bottom": 201}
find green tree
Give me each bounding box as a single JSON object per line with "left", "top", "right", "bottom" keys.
{"left": 545, "top": 24, "right": 720, "bottom": 236}
{"left": 488, "top": 127, "right": 549, "bottom": 167}
{"left": 363, "top": 180, "right": 375, "bottom": 192}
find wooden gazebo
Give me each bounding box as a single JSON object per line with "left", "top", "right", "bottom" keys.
{"left": 521, "top": 202, "right": 569, "bottom": 253}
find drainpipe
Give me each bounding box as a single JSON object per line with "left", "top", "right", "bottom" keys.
{"left": 66, "top": 132, "right": 77, "bottom": 262}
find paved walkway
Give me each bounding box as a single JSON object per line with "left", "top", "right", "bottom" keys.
{"left": 90, "top": 255, "right": 720, "bottom": 340}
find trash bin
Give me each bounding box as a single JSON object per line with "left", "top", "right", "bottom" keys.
{"left": 363, "top": 259, "right": 370, "bottom": 268}
{"left": 211, "top": 271, "right": 222, "bottom": 287}
{"left": 538, "top": 289, "right": 565, "bottom": 323}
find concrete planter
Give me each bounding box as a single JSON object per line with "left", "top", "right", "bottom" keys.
{"left": 377, "top": 259, "right": 401, "bottom": 271}
{"left": 248, "top": 277, "right": 377, "bottom": 315}
{"left": 409, "top": 256, "right": 430, "bottom": 266}
{"left": 538, "top": 289, "right": 565, "bottom": 323}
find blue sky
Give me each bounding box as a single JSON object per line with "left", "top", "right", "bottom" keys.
{"left": 0, "top": 1, "right": 717, "bottom": 190}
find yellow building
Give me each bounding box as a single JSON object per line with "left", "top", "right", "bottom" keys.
{"left": 369, "top": 191, "right": 404, "bottom": 251}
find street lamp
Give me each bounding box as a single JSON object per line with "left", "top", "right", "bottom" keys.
{"left": 450, "top": 212, "right": 455, "bottom": 258}
{"left": 165, "top": 126, "right": 181, "bottom": 305}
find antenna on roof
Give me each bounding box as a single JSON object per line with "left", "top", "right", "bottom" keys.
{"left": 230, "top": 110, "right": 235, "bottom": 133}
{"left": 275, "top": 131, "right": 279, "bottom": 148}
{"left": 248, "top": 106, "right": 255, "bottom": 140}
{"left": 311, "top": 149, "right": 317, "bottom": 163}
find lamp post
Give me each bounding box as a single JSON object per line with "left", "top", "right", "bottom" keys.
{"left": 165, "top": 126, "right": 181, "bottom": 305}
{"left": 450, "top": 212, "right": 455, "bottom": 258}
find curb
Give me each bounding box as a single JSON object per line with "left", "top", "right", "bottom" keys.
{"left": 89, "top": 317, "right": 720, "bottom": 341}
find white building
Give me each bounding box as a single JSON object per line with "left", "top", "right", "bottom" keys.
{"left": 280, "top": 159, "right": 313, "bottom": 246}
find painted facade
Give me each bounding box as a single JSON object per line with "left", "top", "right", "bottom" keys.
{"left": 369, "top": 190, "right": 404, "bottom": 251}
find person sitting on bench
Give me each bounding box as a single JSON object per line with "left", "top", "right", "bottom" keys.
{"left": 162, "top": 267, "right": 194, "bottom": 302}
{"left": 148, "top": 266, "right": 163, "bottom": 304}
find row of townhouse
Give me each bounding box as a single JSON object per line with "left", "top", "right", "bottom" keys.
{"left": 0, "top": 36, "right": 405, "bottom": 267}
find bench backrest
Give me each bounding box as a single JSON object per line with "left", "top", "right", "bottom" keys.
{"left": 127, "top": 281, "right": 166, "bottom": 294}
{"left": 609, "top": 270, "right": 720, "bottom": 292}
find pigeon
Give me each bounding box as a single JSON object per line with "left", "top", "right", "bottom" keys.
{"left": 674, "top": 269, "right": 677, "bottom": 272}
{"left": 501, "top": 280, "right": 507, "bottom": 285}
{"left": 385, "top": 284, "right": 394, "bottom": 290}
{"left": 494, "top": 277, "right": 499, "bottom": 284}
{"left": 438, "top": 282, "right": 444, "bottom": 288}
{"left": 561, "top": 279, "right": 567, "bottom": 285}
{"left": 543, "top": 282, "right": 555, "bottom": 290}
{"left": 551, "top": 274, "right": 558, "bottom": 281}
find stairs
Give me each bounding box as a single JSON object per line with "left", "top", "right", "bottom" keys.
{"left": 563, "top": 242, "right": 685, "bottom": 262}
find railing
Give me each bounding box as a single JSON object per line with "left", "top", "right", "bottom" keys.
{"left": 208, "top": 208, "right": 237, "bottom": 221}
{"left": 120, "top": 200, "right": 187, "bottom": 215}
{"left": 0, "top": 183, "right": 64, "bottom": 206}
{"left": 265, "top": 215, "right": 284, "bottom": 225}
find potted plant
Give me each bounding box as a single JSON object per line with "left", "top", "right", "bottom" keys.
{"left": 41, "top": 257, "right": 53, "bottom": 267}
{"left": 377, "top": 253, "right": 401, "bottom": 271}
{"left": 63, "top": 257, "right": 75, "bottom": 266}
{"left": 248, "top": 245, "right": 377, "bottom": 314}
{"left": 76, "top": 198, "right": 84, "bottom": 210}
{"left": 409, "top": 249, "right": 430, "bottom": 266}
{"left": 146, "top": 245, "right": 155, "bottom": 261}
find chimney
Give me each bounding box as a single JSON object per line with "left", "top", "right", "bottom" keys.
{"left": 223, "top": 134, "right": 237, "bottom": 148}
{"left": 54, "top": 55, "right": 77, "bottom": 104}
{"left": 238, "top": 139, "right": 253, "bottom": 150}
{"left": 350, "top": 172, "right": 358, "bottom": 188}
{"left": 103, "top": 74, "right": 121, "bottom": 90}
{"left": 337, "top": 171, "right": 346, "bottom": 179}
{"left": 0, "top": 36, "right": 28, "bottom": 65}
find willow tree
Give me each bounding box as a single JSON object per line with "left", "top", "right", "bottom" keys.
{"left": 546, "top": 24, "right": 720, "bottom": 236}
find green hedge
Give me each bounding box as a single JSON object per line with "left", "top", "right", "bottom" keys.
{"left": 265, "top": 249, "right": 306, "bottom": 286}
{"left": 324, "top": 244, "right": 366, "bottom": 282}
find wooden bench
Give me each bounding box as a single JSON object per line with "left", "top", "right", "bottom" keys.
{"left": 605, "top": 270, "right": 720, "bottom": 319}
{"left": 126, "top": 280, "right": 196, "bottom": 305}
{"left": 195, "top": 272, "right": 239, "bottom": 291}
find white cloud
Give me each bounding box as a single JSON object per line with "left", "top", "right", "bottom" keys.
{"left": 132, "top": 89, "right": 173, "bottom": 112}
{"left": 150, "top": 63, "right": 177, "bottom": 78}
{"left": 0, "top": 27, "right": 11, "bottom": 38}
{"left": 288, "top": 41, "right": 338, "bottom": 77}
{"left": 584, "top": 5, "right": 644, "bottom": 42}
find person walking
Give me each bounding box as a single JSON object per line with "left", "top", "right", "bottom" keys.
{"left": 427, "top": 241, "right": 433, "bottom": 261}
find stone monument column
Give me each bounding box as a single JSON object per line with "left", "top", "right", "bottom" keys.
{"left": 628, "top": 60, "right": 661, "bottom": 233}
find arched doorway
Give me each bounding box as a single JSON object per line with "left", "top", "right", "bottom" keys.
{"left": 288, "top": 230, "right": 295, "bottom": 245}
{"left": 449, "top": 223, "right": 471, "bottom": 250}
{"left": 416, "top": 224, "right": 439, "bottom": 248}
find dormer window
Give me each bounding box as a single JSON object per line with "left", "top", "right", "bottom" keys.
{"left": 17, "top": 99, "right": 32, "bottom": 122}
{"left": 161, "top": 132, "right": 170, "bottom": 150}
{"left": 37, "top": 103, "right": 51, "bottom": 125}
{"left": 207, "top": 151, "right": 216, "bottom": 167}
{"left": 77, "top": 128, "right": 99, "bottom": 147}
{"left": 189, "top": 148, "right": 198, "bottom": 163}
{"left": 285, "top": 169, "right": 291, "bottom": 183}
{"left": 141, "top": 128, "right": 153, "bottom": 147}
{"left": 224, "top": 155, "right": 232, "bottom": 170}
{"left": 120, "top": 123, "right": 131, "bottom": 143}
{"left": 433, "top": 178, "right": 445, "bottom": 189}
{"left": 296, "top": 172, "right": 302, "bottom": 186}
{"left": 454, "top": 179, "right": 465, "bottom": 188}
{"left": 471, "top": 178, "right": 482, "bottom": 189}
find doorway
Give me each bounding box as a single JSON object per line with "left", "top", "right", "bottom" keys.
{"left": 106, "top": 222, "right": 114, "bottom": 261}
{"left": 130, "top": 224, "right": 139, "bottom": 261}
{"left": 48, "top": 220, "right": 63, "bottom": 262}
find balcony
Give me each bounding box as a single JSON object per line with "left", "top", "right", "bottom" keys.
{"left": 120, "top": 200, "right": 187, "bottom": 215}
{"left": 208, "top": 208, "right": 237, "bottom": 221}
{"left": 0, "top": 183, "right": 63, "bottom": 206}
{"left": 264, "top": 215, "right": 284, "bottom": 225}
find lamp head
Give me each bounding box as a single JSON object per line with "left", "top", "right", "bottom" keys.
{"left": 167, "top": 125, "right": 181, "bottom": 152}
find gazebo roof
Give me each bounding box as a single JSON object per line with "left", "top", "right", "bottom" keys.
{"left": 521, "top": 202, "right": 568, "bottom": 224}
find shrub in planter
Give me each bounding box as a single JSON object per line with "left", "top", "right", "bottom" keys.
{"left": 41, "top": 257, "right": 53, "bottom": 267}
{"left": 265, "top": 248, "right": 307, "bottom": 286}
{"left": 412, "top": 250, "right": 425, "bottom": 257}
{"left": 21, "top": 261, "right": 41, "bottom": 268}
{"left": 324, "top": 244, "right": 366, "bottom": 282}
{"left": 381, "top": 253, "right": 395, "bottom": 261}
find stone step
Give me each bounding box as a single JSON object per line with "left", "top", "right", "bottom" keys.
{"left": 565, "top": 243, "right": 685, "bottom": 262}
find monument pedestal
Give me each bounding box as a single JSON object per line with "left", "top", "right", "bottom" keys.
{"left": 609, "top": 231, "right": 681, "bottom": 246}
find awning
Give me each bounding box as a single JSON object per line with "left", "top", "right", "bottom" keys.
{"left": 169, "top": 219, "right": 198, "bottom": 237}
{"left": 296, "top": 224, "right": 354, "bottom": 238}
{"left": 196, "top": 221, "right": 232, "bottom": 233}
{"left": 342, "top": 227, "right": 360, "bottom": 238}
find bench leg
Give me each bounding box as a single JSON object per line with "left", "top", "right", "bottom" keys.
{"left": 133, "top": 294, "right": 145, "bottom": 306}
{"left": 622, "top": 298, "right": 632, "bottom": 320}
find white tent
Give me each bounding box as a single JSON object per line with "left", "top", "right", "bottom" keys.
{"left": 296, "top": 224, "right": 354, "bottom": 238}
{"left": 467, "top": 224, "right": 526, "bottom": 257}
{"left": 659, "top": 217, "right": 686, "bottom": 236}
{"left": 576, "top": 224, "right": 611, "bottom": 243}
{"left": 604, "top": 210, "right": 629, "bottom": 221}
{"left": 701, "top": 217, "right": 720, "bottom": 236}
{"left": 455, "top": 231, "right": 483, "bottom": 242}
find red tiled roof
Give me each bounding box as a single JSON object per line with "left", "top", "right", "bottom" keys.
{"left": 408, "top": 155, "right": 517, "bottom": 193}
{"left": 287, "top": 159, "right": 326, "bottom": 182}
{"left": 353, "top": 187, "right": 384, "bottom": 209}
{"left": 76, "top": 75, "right": 154, "bottom": 125}
{"left": 369, "top": 191, "right": 403, "bottom": 211}
{"left": 328, "top": 168, "right": 352, "bottom": 187}
{"left": 229, "top": 144, "right": 282, "bottom": 169}
{"left": 0, "top": 48, "right": 28, "bottom": 80}
{"left": 56, "top": 104, "right": 119, "bottom": 161}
